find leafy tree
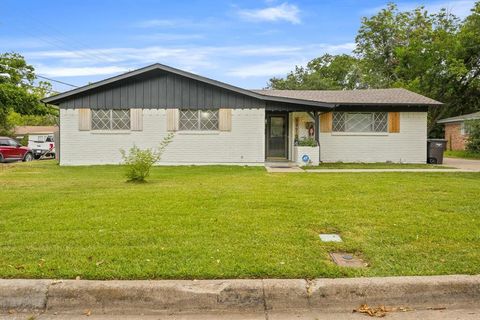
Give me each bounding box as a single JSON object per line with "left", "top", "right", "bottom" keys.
{"left": 0, "top": 53, "right": 57, "bottom": 135}
{"left": 465, "top": 120, "right": 480, "bottom": 153}
{"left": 268, "top": 54, "right": 361, "bottom": 90}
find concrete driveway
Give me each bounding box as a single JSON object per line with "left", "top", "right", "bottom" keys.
{"left": 443, "top": 157, "right": 480, "bottom": 170}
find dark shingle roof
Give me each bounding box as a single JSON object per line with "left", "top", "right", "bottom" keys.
{"left": 253, "top": 88, "right": 442, "bottom": 106}
{"left": 437, "top": 111, "right": 480, "bottom": 124}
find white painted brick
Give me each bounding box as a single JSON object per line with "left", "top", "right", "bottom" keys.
{"left": 319, "top": 112, "right": 427, "bottom": 163}
{"left": 59, "top": 109, "right": 265, "bottom": 165}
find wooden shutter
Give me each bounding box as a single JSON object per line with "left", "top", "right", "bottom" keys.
{"left": 166, "top": 109, "right": 179, "bottom": 131}
{"left": 320, "top": 112, "right": 332, "bottom": 132}
{"left": 388, "top": 112, "right": 400, "bottom": 133}
{"left": 130, "top": 109, "right": 143, "bottom": 131}
{"left": 78, "top": 108, "right": 91, "bottom": 131}
{"left": 219, "top": 109, "right": 232, "bottom": 131}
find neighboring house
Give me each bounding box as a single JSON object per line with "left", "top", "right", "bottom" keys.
{"left": 14, "top": 126, "right": 58, "bottom": 141}
{"left": 42, "top": 63, "right": 441, "bottom": 166}
{"left": 438, "top": 112, "right": 480, "bottom": 150}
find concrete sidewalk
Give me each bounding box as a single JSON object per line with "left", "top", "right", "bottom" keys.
{"left": 1, "top": 275, "right": 479, "bottom": 317}
{"left": 443, "top": 157, "right": 480, "bottom": 170}
{"left": 305, "top": 168, "right": 478, "bottom": 173}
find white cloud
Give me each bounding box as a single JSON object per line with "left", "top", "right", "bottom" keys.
{"left": 238, "top": 2, "right": 301, "bottom": 24}
{"left": 36, "top": 66, "right": 129, "bottom": 77}
{"left": 24, "top": 41, "right": 354, "bottom": 83}
{"left": 137, "top": 33, "right": 205, "bottom": 41}
{"left": 226, "top": 60, "right": 307, "bottom": 78}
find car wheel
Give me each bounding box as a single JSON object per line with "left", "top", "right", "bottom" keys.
{"left": 23, "top": 153, "right": 33, "bottom": 162}
{"left": 0, "top": 153, "right": 3, "bottom": 163}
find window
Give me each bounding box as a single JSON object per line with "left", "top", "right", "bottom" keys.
{"left": 91, "top": 109, "right": 130, "bottom": 130}
{"left": 179, "top": 109, "right": 219, "bottom": 131}
{"left": 333, "top": 112, "right": 388, "bottom": 133}
{"left": 0, "top": 139, "right": 9, "bottom": 146}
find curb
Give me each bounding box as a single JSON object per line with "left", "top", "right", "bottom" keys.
{"left": 1, "top": 275, "right": 479, "bottom": 315}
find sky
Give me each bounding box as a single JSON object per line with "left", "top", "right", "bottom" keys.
{"left": 1, "top": 0, "right": 477, "bottom": 92}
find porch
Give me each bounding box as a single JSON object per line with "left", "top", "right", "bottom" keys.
{"left": 265, "top": 110, "right": 324, "bottom": 166}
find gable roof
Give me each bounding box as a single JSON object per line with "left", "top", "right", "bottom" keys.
{"left": 42, "top": 63, "right": 441, "bottom": 108}
{"left": 252, "top": 88, "right": 442, "bottom": 106}
{"left": 42, "top": 63, "right": 333, "bottom": 108}
{"left": 437, "top": 111, "right": 480, "bottom": 124}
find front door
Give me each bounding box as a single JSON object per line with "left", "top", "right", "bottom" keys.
{"left": 266, "top": 113, "right": 288, "bottom": 159}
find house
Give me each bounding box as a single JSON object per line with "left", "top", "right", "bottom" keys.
{"left": 438, "top": 112, "right": 480, "bottom": 151}
{"left": 42, "top": 63, "right": 442, "bottom": 166}
{"left": 14, "top": 126, "right": 58, "bottom": 141}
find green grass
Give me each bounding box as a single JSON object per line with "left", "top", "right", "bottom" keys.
{"left": 1, "top": 160, "right": 480, "bottom": 280}
{"left": 445, "top": 150, "right": 480, "bottom": 160}
{"left": 304, "top": 162, "right": 448, "bottom": 169}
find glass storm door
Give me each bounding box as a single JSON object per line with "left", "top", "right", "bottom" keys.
{"left": 266, "top": 114, "right": 288, "bottom": 159}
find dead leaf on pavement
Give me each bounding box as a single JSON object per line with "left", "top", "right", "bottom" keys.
{"left": 353, "top": 304, "right": 413, "bottom": 317}
{"left": 7, "top": 309, "right": 16, "bottom": 314}
{"left": 83, "top": 309, "right": 91, "bottom": 316}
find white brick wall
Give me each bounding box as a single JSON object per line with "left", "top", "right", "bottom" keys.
{"left": 319, "top": 112, "right": 427, "bottom": 163}
{"left": 59, "top": 108, "right": 265, "bottom": 165}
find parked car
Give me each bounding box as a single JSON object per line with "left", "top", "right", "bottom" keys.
{"left": 0, "top": 137, "right": 34, "bottom": 163}
{"left": 28, "top": 134, "right": 55, "bottom": 159}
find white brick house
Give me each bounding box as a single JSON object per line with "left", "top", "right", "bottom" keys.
{"left": 43, "top": 64, "right": 441, "bottom": 166}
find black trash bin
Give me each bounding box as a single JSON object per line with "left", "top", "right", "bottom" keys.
{"left": 427, "top": 139, "right": 447, "bottom": 164}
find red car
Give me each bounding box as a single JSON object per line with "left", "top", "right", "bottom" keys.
{"left": 0, "top": 137, "right": 34, "bottom": 163}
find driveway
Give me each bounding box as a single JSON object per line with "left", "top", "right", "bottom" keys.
{"left": 443, "top": 157, "right": 480, "bottom": 170}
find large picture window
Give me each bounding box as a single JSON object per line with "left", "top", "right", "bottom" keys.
{"left": 332, "top": 112, "right": 388, "bottom": 133}
{"left": 179, "top": 109, "right": 219, "bottom": 131}
{"left": 92, "top": 109, "right": 130, "bottom": 130}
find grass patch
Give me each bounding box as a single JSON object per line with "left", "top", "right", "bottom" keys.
{"left": 304, "top": 162, "right": 448, "bottom": 169}
{"left": 445, "top": 150, "right": 480, "bottom": 160}
{"left": 1, "top": 160, "right": 479, "bottom": 280}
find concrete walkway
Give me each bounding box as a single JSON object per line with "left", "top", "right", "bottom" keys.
{"left": 306, "top": 168, "right": 478, "bottom": 173}
{"left": 443, "top": 157, "right": 480, "bottom": 170}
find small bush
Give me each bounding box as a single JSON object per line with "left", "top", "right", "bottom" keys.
{"left": 466, "top": 120, "right": 480, "bottom": 153}
{"left": 120, "top": 134, "right": 173, "bottom": 182}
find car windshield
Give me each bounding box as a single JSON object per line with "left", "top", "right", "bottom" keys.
{"left": 9, "top": 139, "right": 20, "bottom": 146}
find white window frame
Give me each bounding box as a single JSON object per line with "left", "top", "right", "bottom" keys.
{"left": 91, "top": 109, "right": 131, "bottom": 131}
{"left": 178, "top": 109, "right": 219, "bottom": 131}
{"left": 332, "top": 112, "right": 388, "bottom": 133}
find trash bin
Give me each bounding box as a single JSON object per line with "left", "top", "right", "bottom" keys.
{"left": 427, "top": 139, "right": 447, "bottom": 164}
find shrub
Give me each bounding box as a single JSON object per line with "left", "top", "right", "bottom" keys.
{"left": 297, "top": 137, "right": 318, "bottom": 147}
{"left": 120, "top": 133, "right": 173, "bottom": 182}
{"left": 465, "top": 120, "right": 480, "bottom": 153}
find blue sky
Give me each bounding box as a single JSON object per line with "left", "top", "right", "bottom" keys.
{"left": 1, "top": 0, "right": 476, "bottom": 92}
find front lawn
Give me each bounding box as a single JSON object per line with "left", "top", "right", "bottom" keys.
{"left": 1, "top": 161, "right": 479, "bottom": 280}
{"left": 304, "top": 162, "right": 448, "bottom": 169}
{"left": 445, "top": 150, "right": 480, "bottom": 160}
